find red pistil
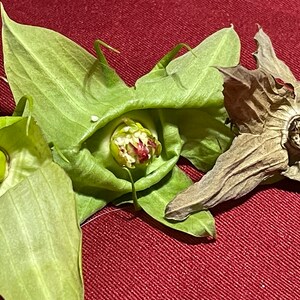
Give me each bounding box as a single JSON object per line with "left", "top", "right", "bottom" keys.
{"left": 133, "top": 140, "right": 149, "bottom": 163}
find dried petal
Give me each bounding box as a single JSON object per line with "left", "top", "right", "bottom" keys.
{"left": 253, "top": 27, "right": 297, "bottom": 87}
{"left": 219, "top": 65, "right": 293, "bottom": 134}
{"left": 165, "top": 131, "right": 289, "bottom": 221}
{"left": 282, "top": 163, "right": 300, "bottom": 181}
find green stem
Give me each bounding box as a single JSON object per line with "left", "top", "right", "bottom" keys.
{"left": 123, "top": 167, "right": 141, "bottom": 211}
{"left": 93, "top": 39, "right": 120, "bottom": 66}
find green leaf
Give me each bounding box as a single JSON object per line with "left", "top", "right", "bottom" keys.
{"left": 135, "top": 26, "right": 240, "bottom": 110}
{"left": 178, "top": 109, "right": 234, "bottom": 170}
{"left": 0, "top": 162, "right": 83, "bottom": 299}
{"left": 53, "top": 109, "right": 183, "bottom": 223}
{"left": 135, "top": 26, "right": 239, "bottom": 170}
{"left": 75, "top": 193, "right": 108, "bottom": 223}
{"left": 1, "top": 4, "right": 133, "bottom": 149}
{"left": 138, "top": 166, "right": 215, "bottom": 237}
{"left": 1, "top": 5, "right": 240, "bottom": 234}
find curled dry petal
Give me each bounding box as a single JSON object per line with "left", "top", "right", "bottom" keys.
{"left": 253, "top": 26, "right": 297, "bottom": 87}
{"left": 282, "top": 163, "right": 300, "bottom": 181}
{"left": 219, "top": 65, "right": 294, "bottom": 134}
{"left": 165, "top": 131, "right": 289, "bottom": 221}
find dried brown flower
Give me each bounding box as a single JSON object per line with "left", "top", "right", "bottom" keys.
{"left": 165, "top": 27, "right": 300, "bottom": 221}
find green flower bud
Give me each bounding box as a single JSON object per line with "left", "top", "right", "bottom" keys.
{"left": 0, "top": 148, "right": 9, "bottom": 183}
{"left": 110, "top": 118, "right": 162, "bottom": 169}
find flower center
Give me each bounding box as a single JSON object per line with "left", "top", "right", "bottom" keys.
{"left": 110, "top": 118, "right": 162, "bottom": 169}
{"left": 288, "top": 116, "right": 300, "bottom": 150}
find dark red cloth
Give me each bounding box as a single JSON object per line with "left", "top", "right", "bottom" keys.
{"left": 1, "top": 1, "right": 300, "bottom": 299}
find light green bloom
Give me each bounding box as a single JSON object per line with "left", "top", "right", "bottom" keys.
{"left": 110, "top": 118, "right": 161, "bottom": 169}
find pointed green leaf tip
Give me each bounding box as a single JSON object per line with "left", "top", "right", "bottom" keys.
{"left": 1, "top": 3, "right": 5, "bottom": 20}
{"left": 1, "top": 3, "right": 12, "bottom": 28}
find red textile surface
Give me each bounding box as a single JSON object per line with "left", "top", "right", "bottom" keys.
{"left": 1, "top": 1, "right": 300, "bottom": 299}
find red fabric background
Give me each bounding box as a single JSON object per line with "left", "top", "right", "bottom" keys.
{"left": 1, "top": 1, "right": 300, "bottom": 299}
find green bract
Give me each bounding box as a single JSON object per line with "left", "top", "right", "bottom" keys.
{"left": 0, "top": 148, "right": 8, "bottom": 182}
{"left": 1, "top": 5, "right": 240, "bottom": 237}
{"left": 0, "top": 116, "right": 83, "bottom": 299}
{"left": 0, "top": 116, "right": 51, "bottom": 195}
